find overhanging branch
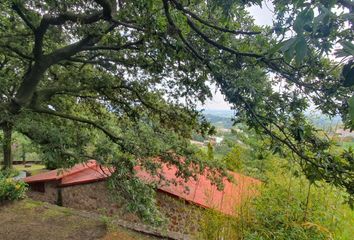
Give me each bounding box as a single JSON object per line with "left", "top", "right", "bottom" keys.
{"left": 11, "top": 3, "right": 36, "bottom": 32}
{"left": 0, "top": 44, "right": 33, "bottom": 60}
{"left": 170, "top": 0, "right": 261, "bottom": 36}
{"left": 31, "top": 107, "right": 123, "bottom": 144}
{"left": 186, "top": 17, "right": 263, "bottom": 58}
{"left": 81, "top": 38, "right": 144, "bottom": 51}
{"left": 95, "top": 0, "right": 116, "bottom": 20}
{"left": 162, "top": 0, "right": 206, "bottom": 63}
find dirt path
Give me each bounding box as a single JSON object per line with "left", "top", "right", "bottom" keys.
{"left": 0, "top": 200, "right": 158, "bottom": 240}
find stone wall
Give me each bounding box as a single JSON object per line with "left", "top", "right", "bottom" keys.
{"left": 60, "top": 181, "right": 130, "bottom": 217}
{"left": 27, "top": 181, "right": 59, "bottom": 205}
{"left": 59, "top": 181, "right": 203, "bottom": 235}
{"left": 157, "top": 192, "right": 203, "bottom": 234}
{"left": 27, "top": 180, "right": 204, "bottom": 238}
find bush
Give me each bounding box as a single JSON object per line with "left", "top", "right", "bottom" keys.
{"left": 0, "top": 171, "right": 27, "bottom": 203}
{"left": 198, "top": 161, "right": 354, "bottom": 240}
{"left": 0, "top": 168, "right": 20, "bottom": 178}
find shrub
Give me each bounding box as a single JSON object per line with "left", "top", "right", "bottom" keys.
{"left": 198, "top": 162, "right": 354, "bottom": 240}
{"left": 0, "top": 171, "right": 27, "bottom": 203}
{"left": 0, "top": 168, "right": 20, "bottom": 178}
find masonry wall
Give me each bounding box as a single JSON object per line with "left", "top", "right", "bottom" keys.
{"left": 60, "top": 181, "right": 126, "bottom": 216}
{"left": 27, "top": 181, "right": 59, "bottom": 204}
{"left": 59, "top": 181, "right": 203, "bottom": 235}
{"left": 157, "top": 191, "right": 203, "bottom": 234}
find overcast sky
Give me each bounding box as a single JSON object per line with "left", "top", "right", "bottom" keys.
{"left": 202, "top": 1, "right": 274, "bottom": 110}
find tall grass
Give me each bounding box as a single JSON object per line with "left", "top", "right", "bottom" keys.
{"left": 198, "top": 161, "right": 354, "bottom": 240}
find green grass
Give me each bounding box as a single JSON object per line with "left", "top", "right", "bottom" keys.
{"left": 339, "top": 141, "right": 354, "bottom": 149}
{"left": 14, "top": 164, "right": 47, "bottom": 175}
{"left": 1, "top": 199, "right": 159, "bottom": 240}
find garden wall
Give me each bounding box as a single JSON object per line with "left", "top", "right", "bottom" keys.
{"left": 27, "top": 180, "right": 204, "bottom": 237}
{"left": 60, "top": 181, "right": 203, "bottom": 234}
{"left": 27, "top": 181, "right": 58, "bottom": 204}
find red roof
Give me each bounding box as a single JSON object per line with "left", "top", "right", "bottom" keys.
{"left": 24, "top": 160, "right": 260, "bottom": 215}
{"left": 23, "top": 160, "right": 101, "bottom": 184}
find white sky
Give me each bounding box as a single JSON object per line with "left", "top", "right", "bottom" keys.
{"left": 202, "top": 1, "right": 274, "bottom": 110}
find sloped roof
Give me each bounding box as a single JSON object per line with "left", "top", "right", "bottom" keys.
{"left": 23, "top": 160, "right": 99, "bottom": 183}
{"left": 24, "top": 160, "right": 260, "bottom": 215}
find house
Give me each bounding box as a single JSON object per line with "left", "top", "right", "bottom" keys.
{"left": 24, "top": 160, "right": 260, "bottom": 238}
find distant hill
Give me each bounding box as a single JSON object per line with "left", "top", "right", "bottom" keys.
{"left": 202, "top": 109, "right": 344, "bottom": 131}
{"left": 305, "top": 113, "right": 342, "bottom": 131}
{"left": 203, "top": 109, "right": 234, "bottom": 118}
{"left": 202, "top": 110, "right": 234, "bottom": 128}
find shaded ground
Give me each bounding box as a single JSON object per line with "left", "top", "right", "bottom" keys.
{"left": 0, "top": 200, "right": 159, "bottom": 240}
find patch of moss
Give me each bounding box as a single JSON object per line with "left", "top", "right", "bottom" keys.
{"left": 60, "top": 206, "right": 74, "bottom": 216}
{"left": 42, "top": 208, "right": 67, "bottom": 219}
{"left": 22, "top": 199, "right": 42, "bottom": 208}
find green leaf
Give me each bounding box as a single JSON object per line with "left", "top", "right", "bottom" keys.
{"left": 313, "top": 6, "right": 329, "bottom": 33}
{"left": 294, "top": 8, "right": 314, "bottom": 34}
{"left": 306, "top": 8, "right": 314, "bottom": 22}
{"left": 281, "top": 37, "right": 299, "bottom": 63}
{"left": 293, "top": 15, "right": 305, "bottom": 33}
{"left": 335, "top": 41, "right": 354, "bottom": 58}
{"left": 295, "top": 36, "right": 307, "bottom": 65}
{"left": 342, "top": 41, "right": 354, "bottom": 56}
{"left": 280, "top": 37, "right": 297, "bottom": 52}
{"left": 267, "top": 41, "right": 286, "bottom": 55}
{"left": 284, "top": 48, "right": 295, "bottom": 63}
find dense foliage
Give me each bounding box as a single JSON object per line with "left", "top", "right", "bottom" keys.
{"left": 197, "top": 122, "right": 354, "bottom": 239}
{"left": 199, "top": 157, "right": 354, "bottom": 240}
{"left": 0, "top": 171, "right": 27, "bottom": 203}
{"left": 201, "top": 169, "right": 353, "bottom": 240}
{"left": 0, "top": 0, "right": 353, "bottom": 219}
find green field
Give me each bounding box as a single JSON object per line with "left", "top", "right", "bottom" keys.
{"left": 339, "top": 141, "right": 354, "bottom": 149}
{"left": 14, "top": 164, "right": 47, "bottom": 175}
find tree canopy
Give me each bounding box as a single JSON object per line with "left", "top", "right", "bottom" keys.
{"left": 0, "top": 0, "right": 353, "bottom": 219}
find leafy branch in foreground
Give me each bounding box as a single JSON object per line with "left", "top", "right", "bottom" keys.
{"left": 0, "top": 0, "right": 353, "bottom": 218}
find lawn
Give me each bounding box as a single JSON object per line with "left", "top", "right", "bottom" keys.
{"left": 14, "top": 164, "right": 47, "bottom": 175}
{"left": 339, "top": 141, "right": 354, "bottom": 149}
{"left": 0, "top": 199, "right": 160, "bottom": 240}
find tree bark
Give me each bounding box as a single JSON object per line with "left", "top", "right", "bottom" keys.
{"left": 2, "top": 122, "right": 13, "bottom": 169}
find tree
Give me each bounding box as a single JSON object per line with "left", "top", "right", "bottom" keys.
{"left": 0, "top": 0, "right": 353, "bottom": 218}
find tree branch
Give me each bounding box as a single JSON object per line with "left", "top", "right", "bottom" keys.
{"left": 95, "top": 0, "right": 116, "bottom": 20}
{"left": 44, "top": 12, "right": 103, "bottom": 26}
{"left": 118, "top": 84, "right": 161, "bottom": 112}
{"left": 35, "top": 83, "right": 129, "bottom": 101}
{"left": 45, "top": 36, "right": 99, "bottom": 64}
{"left": 31, "top": 107, "right": 123, "bottom": 143}
{"left": 170, "top": 0, "right": 261, "bottom": 35}
{"left": 31, "top": 1, "right": 116, "bottom": 59}
{"left": 11, "top": 3, "right": 36, "bottom": 32}
{"left": 162, "top": 0, "right": 206, "bottom": 63}
{"left": 0, "top": 44, "right": 33, "bottom": 60}
{"left": 81, "top": 38, "right": 144, "bottom": 51}
{"left": 186, "top": 17, "right": 263, "bottom": 58}
{"left": 111, "top": 19, "right": 146, "bottom": 31}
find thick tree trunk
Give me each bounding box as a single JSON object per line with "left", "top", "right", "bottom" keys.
{"left": 2, "top": 123, "right": 13, "bottom": 169}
